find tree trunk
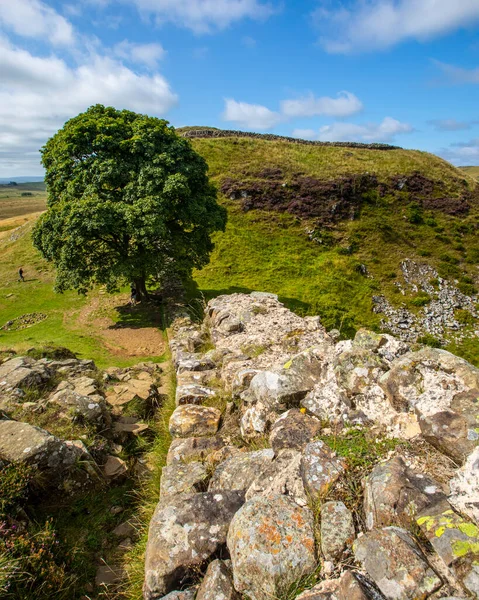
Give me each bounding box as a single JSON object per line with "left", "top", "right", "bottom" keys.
{"left": 134, "top": 276, "right": 149, "bottom": 301}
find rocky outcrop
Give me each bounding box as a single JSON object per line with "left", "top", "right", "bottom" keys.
{"left": 142, "top": 292, "right": 479, "bottom": 600}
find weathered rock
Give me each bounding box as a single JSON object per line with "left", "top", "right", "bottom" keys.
{"left": 166, "top": 436, "right": 225, "bottom": 465}
{"left": 176, "top": 370, "right": 217, "bottom": 388}
{"left": 0, "top": 356, "right": 50, "bottom": 390}
{"left": 113, "top": 418, "right": 149, "bottom": 435}
{"left": 364, "top": 456, "right": 445, "bottom": 530}
{"left": 195, "top": 559, "right": 240, "bottom": 600}
{"left": 112, "top": 521, "right": 136, "bottom": 538}
{"left": 320, "top": 501, "right": 355, "bottom": 560}
{"left": 246, "top": 449, "right": 308, "bottom": 507}
{"left": 49, "top": 389, "right": 107, "bottom": 424}
{"left": 160, "top": 461, "right": 208, "bottom": 501}
{"left": 71, "top": 375, "right": 99, "bottom": 397}
{"left": 103, "top": 456, "right": 127, "bottom": 479}
{"left": 96, "top": 564, "right": 124, "bottom": 586}
{"left": 240, "top": 402, "right": 272, "bottom": 438}
{"left": 231, "top": 368, "right": 260, "bottom": 397}
{"left": 353, "top": 527, "right": 441, "bottom": 599}
{"left": 227, "top": 494, "right": 316, "bottom": 600}
{"left": 295, "top": 579, "right": 340, "bottom": 599}
{"left": 379, "top": 348, "right": 479, "bottom": 462}
{"left": 269, "top": 409, "right": 321, "bottom": 452}
{"left": 169, "top": 405, "right": 221, "bottom": 438}
{"left": 449, "top": 447, "right": 479, "bottom": 525}
{"left": 301, "top": 364, "right": 351, "bottom": 423}
{"left": 208, "top": 448, "right": 274, "bottom": 492}
{"left": 338, "top": 571, "right": 371, "bottom": 600}
{"left": 417, "top": 500, "right": 479, "bottom": 597}
{"left": 0, "top": 420, "right": 77, "bottom": 475}
{"left": 353, "top": 329, "right": 410, "bottom": 364}
{"left": 300, "top": 440, "right": 346, "bottom": 498}
{"left": 176, "top": 352, "right": 216, "bottom": 374}
{"left": 334, "top": 347, "right": 387, "bottom": 395}
{"left": 175, "top": 384, "right": 216, "bottom": 406}
{"left": 143, "top": 490, "right": 245, "bottom": 599}
{"left": 106, "top": 377, "right": 157, "bottom": 407}
{"left": 159, "top": 589, "right": 197, "bottom": 600}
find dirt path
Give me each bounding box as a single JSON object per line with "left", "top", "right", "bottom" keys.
{"left": 73, "top": 294, "right": 166, "bottom": 359}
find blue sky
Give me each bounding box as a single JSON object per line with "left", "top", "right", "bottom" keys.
{"left": 2, "top": 0, "right": 479, "bottom": 176}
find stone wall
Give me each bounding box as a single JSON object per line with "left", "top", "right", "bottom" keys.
{"left": 144, "top": 292, "right": 479, "bottom": 600}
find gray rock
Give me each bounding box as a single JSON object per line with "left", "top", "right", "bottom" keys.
{"left": 144, "top": 490, "right": 245, "bottom": 599}
{"left": 294, "top": 579, "right": 340, "bottom": 599}
{"left": 176, "top": 352, "right": 216, "bottom": 374}
{"left": 417, "top": 500, "right": 479, "bottom": 597}
{"left": 0, "top": 356, "right": 50, "bottom": 390}
{"left": 160, "top": 461, "right": 208, "bottom": 501}
{"left": 208, "top": 448, "right": 275, "bottom": 492}
{"left": 449, "top": 447, "right": 479, "bottom": 525}
{"left": 320, "top": 501, "right": 355, "bottom": 560}
{"left": 364, "top": 456, "right": 445, "bottom": 530}
{"left": 353, "top": 527, "right": 441, "bottom": 599}
{"left": 175, "top": 384, "right": 216, "bottom": 406}
{"left": 158, "top": 589, "right": 197, "bottom": 600}
{"left": 169, "top": 405, "right": 221, "bottom": 438}
{"left": 227, "top": 494, "right": 317, "bottom": 600}
{"left": 300, "top": 440, "right": 346, "bottom": 498}
{"left": 0, "top": 420, "right": 77, "bottom": 475}
{"left": 334, "top": 347, "right": 387, "bottom": 395}
{"left": 196, "top": 559, "right": 240, "bottom": 600}
{"left": 269, "top": 409, "right": 321, "bottom": 452}
{"left": 166, "top": 436, "right": 225, "bottom": 465}
{"left": 338, "top": 571, "right": 371, "bottom": 600}
{"left": 49, "top": 388, "right": 107, "bottom": 424}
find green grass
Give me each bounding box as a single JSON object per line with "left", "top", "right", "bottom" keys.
{"left": 460, "top": 166, "right": 479, "bottom": 181}
{"left": 0, "top": 182, "right": 47, "bottom": 220}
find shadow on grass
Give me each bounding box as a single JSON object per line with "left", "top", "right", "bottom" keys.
{"left": 108, "top": 298, "right": 163, "bottom": 330}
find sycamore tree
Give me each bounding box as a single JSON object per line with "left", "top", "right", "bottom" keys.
{"left": 33, "top": 104, "right": 227, "bottom": 300}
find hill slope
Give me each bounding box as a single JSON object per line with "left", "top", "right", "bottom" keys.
{"left": 182, "top": 130, "right": 479, "bottom": 365}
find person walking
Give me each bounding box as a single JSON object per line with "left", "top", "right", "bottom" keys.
{"left": 18, "top": 267, "right": 24, "bottom": 282}
{"left": 130, "top": 283, "right": 138, "bottom": 306}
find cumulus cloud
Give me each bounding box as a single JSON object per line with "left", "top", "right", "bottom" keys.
{"left": 0, "top": 38, "right": 178, "bottom": 176}
{"left": 439, "top": 139, "right": 479, "bottom": 166}
{"left": 281, "top": 91, "right": 363, "bottom": 118}
{"left": 113, "top": 40, "right": 166, "bottom": 68}
{"left": 434, "top": 60, "right": 479, "bottom": 84}
{"left": 314, "top": 0, "right": 479, "bottom": 54}
{"left": 0, "top": 0, "right": 75, "bottom": 45}
{"left": 222, "top": 99, "right": 282, "bottom": 130}
{"left": 124, "top": 0, "right": 275, "bottom": 33}
{"left": 429, "top": 119, "right": 476, "bottom": 132}
{"left": 291, "top": 118, "right": 413, "bottom": 143}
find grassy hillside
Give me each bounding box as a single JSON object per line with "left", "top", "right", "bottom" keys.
{"left": 185, "top": 134, "right": 479, "bottom": 364}
{"left": 0, "top": 181, "right": 47, "bottom": 222}
{"left": 460, "top": 166, "right": 479, "bottom": 180}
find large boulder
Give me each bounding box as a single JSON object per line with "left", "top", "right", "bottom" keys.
{"left": 49, "top": 388, "right": 108, "bottom": 425}
{"left": 0, "top": 420, "right": 77, "bottom": 476}
{"left": 364, "top": 456, "right": 445, "bottom": 530}
{"left": 143, "top": 490, "right": 244, "bottom": 599}
{"left": 195, "top": 559, "right": 240, "bottom": 600}
{"left": 227, "top": 494, "right": 317, "bottom": 600}
{"left": 417, "top": 500, "right": 479, "bottom": 597}
{"left": 208, "top": 449, "right": 275, "bottom": 492}
{"left": 379, "top": 348, "right": 479, "bottom": 462}
{"left": 169, "top": 405, "right": 221, "bottom": 438}
{"left": 353, "top": 527, "right": 441, "bottom": 599}
{"left": 0, "top": 356, "right": 50, "bottom": 390}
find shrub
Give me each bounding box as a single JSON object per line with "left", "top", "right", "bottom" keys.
{"left": 410, "top": 293, "right": 431, "bottom": 307}
{"left": 407, "top": 202, "right": 424, "bottom": 224}
{"left": 417, "top": 334, "right": 442, "bottom": 348}
{"left": 0, "top": 464, "right": 34, "bottom": 518}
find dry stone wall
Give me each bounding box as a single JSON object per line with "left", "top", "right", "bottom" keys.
{"left": 144, "top": 292, "right": 479, "bottom": 599}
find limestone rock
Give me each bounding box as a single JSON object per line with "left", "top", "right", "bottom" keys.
{"left": 334, "top": 347, "right": 387, "bottom": 395}
{"left": 240, "top": 402, "right": 272, "bottom": 438}
{"left": 176, "top": 370, "right": 217, "bottom": 388}
{"left": 417, "top": 500, "right": 479, "bottom": 597}
{"left": 166, "top": 436, "right": 225, "bottom": 465}
{"left": 364, "top": 456, "right": 445, "bottom": 530}
{"left": 70, "top": 375, "right": 99, "bottom": 397}
{"left": 208, "top": 448, "right": 274, "bottom": 492}
{"left": 106, "top": 377, "right": 157, "bottom": 408}
{"left": 338, "top": 571, "right": 371, "bottom": 600}
{"left": 300, "top": 440, "right": 346, "bottom": 498}
{"left": 49, "top": 389, "right": 107, "bottom": 424}
{"left": 320, "top": 501, "right": 355, "bottom": 560}
{"left": 143, "top": 490, "right": 245, "bottom": 599}
{"left": 169, "top": 405, "right": 221, "bottom": 438}
{"left": 227, "top": 494, "right": 317, "bottom": 600}
{"left": 195, "top": 559, "right": 240, "bottom": 600}
{"left": 353, "top": 527, "right": 441, "bottom": 599}
{"left": 176, "top": 352, "right": 216, "bottom": 374}
{"left": 159, "top": 590, "right": 197, "bottom": 600}
{"left": 449, "top": 447, "right": 479, "bottom": 525}
{"left": 0, "top": 420, "right": 77, "bottom": 475}
{"left": 160, "top": 461, "right": 208, "bottom": 501}
{"left": 301, "top": 364, "right": 351, "bottom": 423}
{"left": 175, "top": 384, "right": 216, "bottom": 406}
{"left": 0, "top": 356, "right": 50, "bottom": 390}
{"left": 269, "top": 409, "right": 321, "bottom": 452}
{"left": 246, "top": 449, "right": 308, "bottom": 507}
{"left": 353, "top": 329, "right": 410, "bottom": 364}
{"left": 295, "top": 579, "right": 340, "bottom": 599}
{"left": 103, "top": 456, "right": 127, "bottom": 479}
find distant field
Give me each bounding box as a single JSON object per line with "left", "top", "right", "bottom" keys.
{"left": 0, "top": 181, "right": 47, "bottom": 220}
{"left": 460, "top": 166, "right": 479, "bottom": 180}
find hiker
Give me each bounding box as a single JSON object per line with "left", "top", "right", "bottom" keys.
{"left": 18, "top": 267, "right": 24, "bottom": 282}
{"left": 130, "top": 283, "right": 138, "bottom": 306}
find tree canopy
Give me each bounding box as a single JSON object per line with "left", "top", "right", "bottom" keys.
{"left": 33, "top": 104, "right": 227, "bottom": 298}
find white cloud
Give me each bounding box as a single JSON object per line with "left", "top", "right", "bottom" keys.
{"left": 440, "top": 139, "right": 479, "bottom": 166}
{"left": 0, "top": 0, "right": 75, "bottom": 46}
{"left": 281, "top": 91, "right": 363, "bottom": 118}
{"left": 314, "top": 0, "right": 479, "bottom": 54}
{"left": 434, "top": 60, "right": 479, "bottom": 84}
{"left": 0, "top": 38, "right": 178, "bottom": 176}
{"left": 292, "top": 129, "right": 317, "bottom": 140}
{"left": 296, "top": 117, "right": 413, "bottom": 143}
{"left": 429, "top": 119, "right": 476, "bottom": 132}
{"left": 113, "top": 40, "right": 166, "bottom": 68}
{"left": 222, "top": 99, "right": 282, "bottom": 130}
{"left": 125, "top": 0, "right": 275, "bottom": 33}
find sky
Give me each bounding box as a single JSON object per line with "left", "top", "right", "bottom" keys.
{"left": 2, "top": 0, "right": 479, "bottom": 177}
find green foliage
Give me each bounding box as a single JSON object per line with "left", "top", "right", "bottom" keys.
{"left": 33, "top": 105, "right": 227, "bottom": 296}
{"left": 410, "top": 293, "right": 431, "bottom": 307}
{"left": 0, "top": 464, "right": 34, "bottom": 518}
{"left": 407, "top": 202, "right": 424, "bottom": 224}
{"left": 417, "top": 333, "right": 442, "bottom": 348}
{"left": 455, "top": 309, "right": 476, "bottom": 326}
